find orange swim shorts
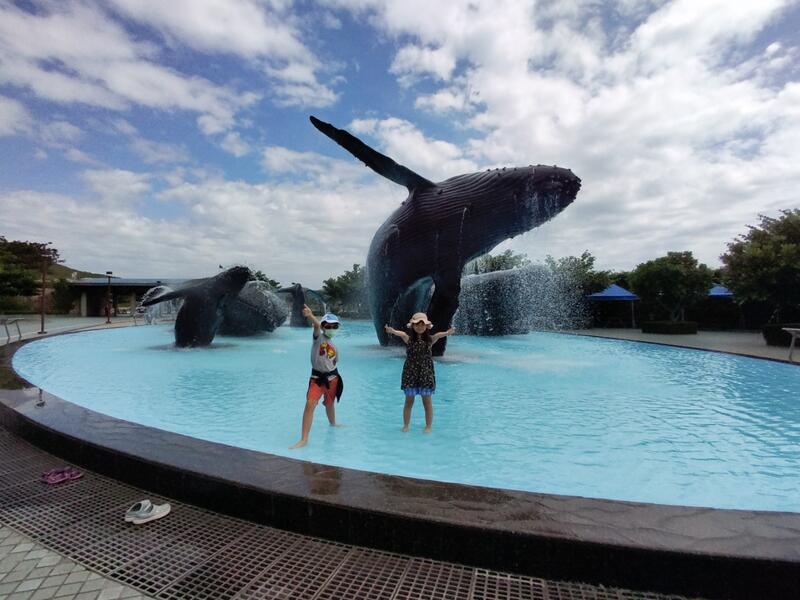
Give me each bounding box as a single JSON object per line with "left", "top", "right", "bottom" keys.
{"left": 307, "top": 376, "right": 339, "bottom": 407}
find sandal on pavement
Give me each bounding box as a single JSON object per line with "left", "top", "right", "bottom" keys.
{"left": 125, "top": 499, "right": 171, "bottom": 524}
{"left": 125, "top": 499, "right": 153, "bottom": 522}
{"left": 41, "top": 467, "right": 83, "bottom": 485}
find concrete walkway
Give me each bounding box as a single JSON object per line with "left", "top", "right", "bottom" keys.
{"left": 0, "top": 526, "right": 151, "bottom": 600}
{"left": 572, "top": 329, "right": 796, "bottom": 364}
{"left": 2, "top": 317, "right": 136, "bottom": 345}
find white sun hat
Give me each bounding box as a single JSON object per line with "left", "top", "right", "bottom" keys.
{"left": 406, "top": 312, "right": 433, "bottom": 328}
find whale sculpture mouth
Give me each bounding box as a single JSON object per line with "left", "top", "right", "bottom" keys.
{"left": 510, "top": 167, "right": 580, "bottom": 235}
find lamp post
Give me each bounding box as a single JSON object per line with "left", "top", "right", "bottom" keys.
{"left": 105, "top": 271, "right": 113, "bottom": 324}
{"left": 38, "top": 256, "right": 47, "bottom": 334}
{"left": 38, "top": 241, "right": 53, "bottom": 335}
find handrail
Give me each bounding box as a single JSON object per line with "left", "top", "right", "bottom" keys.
{"left": 1, "top": 318, "right": 24, "bottom": 345}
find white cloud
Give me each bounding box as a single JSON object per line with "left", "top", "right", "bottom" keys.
{"left": 65, "top": 148, "right": 102, "bottom": 165}
{"left": 321, "top": 12, "right": 343, "bottom": 29}
{"left": 81, "top": 168, "right": 151, "bottom": 206}
{"left": 108, "top": 0, "right": 337, "bottom": 108}
{"left": 39, "top": 120, "right": 82, "bottom": 147}
{"left": 4, "top": 0, "right": 800, "bottom": 287}
{"left": 220, "top": 132, "right": 251, "bottom": 157}
{"left": 262, "top": 146, "right": 371, "bottom": 185}
{"left": 0, "top": 94, "right": 31, "bottom": 136}
{"left": 346, "top": 117, "right": 478, "bottom": 181}
{"left": 390, "top": 44, "right": 456, "bottom": 85}
{"left": 109, "top": 118, "right": 189, "bottom": 164}
{"left": 333, "top": 0, "right": 800, "bottom": 270}
{"left": 1, "top": 190, "right": 208, "bottom": 276}
{"left": 130, "top": 137, "right": 190, "bottom": 164}
{"left": 0, "top": 2, "right": 259, "bottom": 134}
{"left": 2, "top": 167, "right": 403, "bottom": 285}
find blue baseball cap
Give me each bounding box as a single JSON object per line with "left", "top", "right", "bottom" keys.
{"left": 321, "top": 313, "right": 340, "bottom": 325}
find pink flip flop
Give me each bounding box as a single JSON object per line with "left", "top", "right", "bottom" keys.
{"left": 41, "top": 467, "right": 83, "bottom": 485}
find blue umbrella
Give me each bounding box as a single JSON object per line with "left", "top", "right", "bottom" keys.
{"left": 708, "top": 284, "right": 733, "bottom": 298}
{"left": 588, "top": 284, "right": 639, "bottom": 327}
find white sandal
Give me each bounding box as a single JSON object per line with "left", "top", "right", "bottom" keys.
{"left": 125, "top": 499, "right": 171, "bottom": 524}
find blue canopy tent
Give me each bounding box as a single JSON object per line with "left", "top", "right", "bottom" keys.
{"left": 708, "top": 284, "right": 734, "bottom": 298}
{"left": 588, "top": 284, "right": 639, "bottom": 327}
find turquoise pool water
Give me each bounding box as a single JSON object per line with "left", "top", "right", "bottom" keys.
{"left": 12, "top": 322, "right": 800, "bottom": 512}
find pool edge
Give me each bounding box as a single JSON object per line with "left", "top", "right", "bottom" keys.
{"left": 2, "top": 335, "right": 799, "bottom": 600}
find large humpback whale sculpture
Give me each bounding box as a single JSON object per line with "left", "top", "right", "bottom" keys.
{"left": 310, "top": 116, "right": 582, "bottom": 355}
{"left": 142, "top": 266, "right": 252, "bottom": 347}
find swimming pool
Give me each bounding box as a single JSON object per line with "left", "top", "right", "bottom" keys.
{"left": 12, "top": 322, "right": 800, "bottom": 512}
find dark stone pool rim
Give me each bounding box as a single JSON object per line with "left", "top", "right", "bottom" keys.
{"left": 1, "top": 333, "right": 798, "bottom": 600}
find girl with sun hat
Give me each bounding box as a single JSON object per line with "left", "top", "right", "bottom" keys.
{"left": 385, "top": 313, "right": 455, "bottom": 433}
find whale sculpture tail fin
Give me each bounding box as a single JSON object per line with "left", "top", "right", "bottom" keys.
{"left": 310, "top": 116, "right": 435, "bottom": 192}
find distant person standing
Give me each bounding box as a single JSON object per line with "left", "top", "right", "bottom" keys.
{"left": 290, "top": 305, "right": 343, "bottom": 449}
{"left": 385, "top": 313, "right": 455, "bottom": 433}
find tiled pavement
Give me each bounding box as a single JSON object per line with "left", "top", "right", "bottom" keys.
{"left": 0, "top": 428, "right": 701, "bottom": 600}
{"left": 0, "top": 526, "right": 152, "bottom": 600}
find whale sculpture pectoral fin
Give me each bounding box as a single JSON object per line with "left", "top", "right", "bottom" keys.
{"left": 427, "top": 271, "right": 462, "bottom": 356}
{"left": 310, "top": 116, "right": 435, "bottom": 192}
{"left": 141, "top": 288, "right": 188, "bottom": 306}
{"left": 140, "top": 278, "right": 213, "bottom": 306}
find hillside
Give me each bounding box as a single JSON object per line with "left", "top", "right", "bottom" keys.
{"left": 49, "top": 263, "right": 104, "bottom": 280}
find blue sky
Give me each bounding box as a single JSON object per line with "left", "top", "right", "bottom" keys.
{"left": 2, "top": 0, "right": 799, "bottom": 286}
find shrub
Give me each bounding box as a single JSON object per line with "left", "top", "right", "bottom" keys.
{"left": 641, "top": 321, "right": 698, "bottom": 334}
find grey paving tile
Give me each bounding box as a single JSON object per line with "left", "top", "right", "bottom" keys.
{"left": 31, "top": 586, "right": 59, "bottom": 600}
{"left": 53, "top": 581, "right": 83, "bottom": 597}
{"left": 0, "top": 580, "right": 21, "bottom": 595}
{"left": 40, "top": 573, "right": 69, "bottom": 589}
{"left": 16, "top": 576, "right": 45, "bottom": 592}
{"left": 36, "top": 555, "right": 61, "bottom": 568}
{"left": 64, "top": 570, "right": 91, "bottom": 585}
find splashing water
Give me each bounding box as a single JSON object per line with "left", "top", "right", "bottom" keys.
{"left": 140, "top": 286, "right": 182, "bottom": 324}
{"left": 455, "top": 264, "right": 588, "bottom": 335}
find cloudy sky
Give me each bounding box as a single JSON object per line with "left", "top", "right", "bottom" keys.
{"left": 2, "top": 0, "right": 799, "bottom": 286}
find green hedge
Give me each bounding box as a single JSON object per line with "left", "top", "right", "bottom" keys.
{"left": 762, "top": 323, "right": 800, "bottom": 347}
{"left": 641, "top": 321, "right": 698, "bottom": 334}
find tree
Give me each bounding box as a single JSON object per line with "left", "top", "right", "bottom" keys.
{"left": 465, "top": 250, "right": 530, "bottom": 275}
{"left": 721, "top": 210, "right": 800, "bottom": 321}
{"left": 0, "top": 237, "right": 60, "bottom": 298}
{"left": 252, "top": 270, "right": 280, "bottom": 289}
{"left": 322, "top": 264, "right": 368, "bottom": 317}
{"left": 545, "top": 250, "right": 611, "bottom": 294}
{"left": 51, "top": 279, "right": 76, "bottom": 314}
{"left": 629, "top": 251, "right": 713, "bottom": 321}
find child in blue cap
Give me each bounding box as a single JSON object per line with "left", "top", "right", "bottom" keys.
{"left": 290, "top": 305, "right": 344, "bottom": 449}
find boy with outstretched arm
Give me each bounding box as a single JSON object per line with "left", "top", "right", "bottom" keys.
{"left": 290, "top": 304, "right": 344, "bottom": 449}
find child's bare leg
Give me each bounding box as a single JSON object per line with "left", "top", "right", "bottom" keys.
{"left": 422, "top": 395, "right": 433, "bottom": 432}
{"left": 325, "top": 400, "right": 337, "bottom": 426}
{"left": 402, "top": 395, "right": 414, "bottom": 432}
{"left": 290, "top": 394, "right": 318, "bottom": 449}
